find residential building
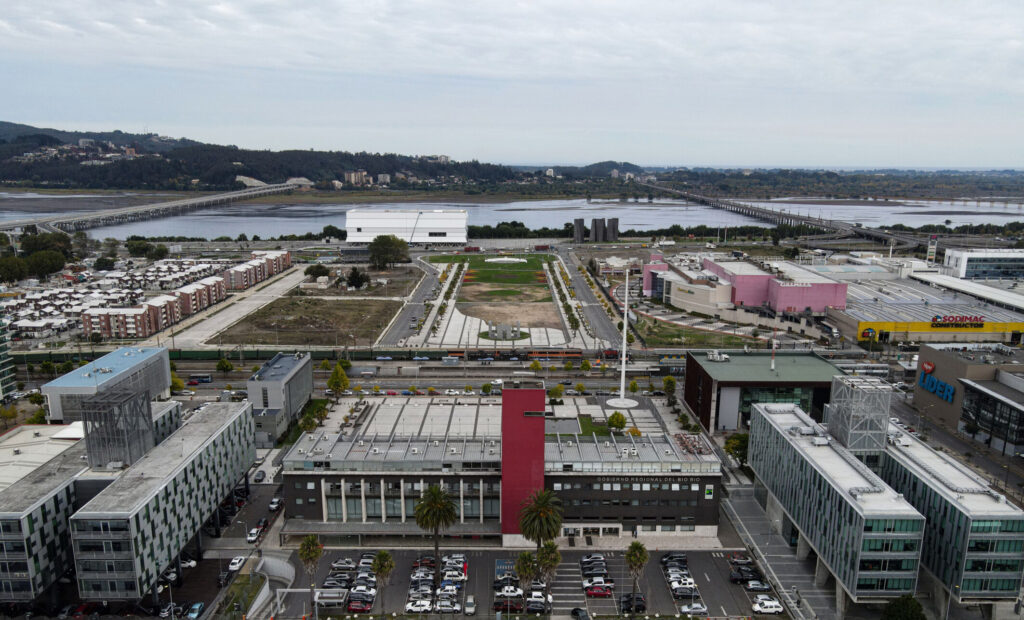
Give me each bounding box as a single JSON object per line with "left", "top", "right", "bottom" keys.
{"left": 749, "top": 403, "right": 925, "bottom": 613}
{"left": 42, "top": 347, "right": 171, "bottom": 423}
{"left": 70, "top": 402, "right": 255, "bottom": 602}
{"left": 683, "top": 350, "right": 842, "bottom": 431}
{"left": 248, "top": 352, "right": 313, "bottom": 448}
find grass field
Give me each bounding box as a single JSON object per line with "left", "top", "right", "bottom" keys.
{"left": 431, "top": 254, "right": 551, "bottom": 284}
{"left": 637, "top": 318, "right": 759, "bottom": 348}
{"left": 215, "top": 297, "right": 402, "bottom": 346}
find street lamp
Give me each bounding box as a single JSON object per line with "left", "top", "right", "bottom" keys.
{"left": 943, "top": 584, "right": 960, "bottom": 620}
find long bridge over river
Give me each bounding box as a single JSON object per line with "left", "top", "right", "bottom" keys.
{"left": 0, "top": 183, "right": 297, "bottom": 234}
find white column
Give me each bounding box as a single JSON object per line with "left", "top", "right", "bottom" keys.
{"left": 360, "top": 477, "right": 367, "bottom": 523}
{"left": 400, "top": 478, "right": 406, "bottom": 523}
{"left": 341, "top": 477, "right": 347, "bottom": 522}
{"left": 460, "top": 479, "right": 465, "bottom": 524}
{"left": 619, "top": 271, "right": 629, "bottom": 399}
{"left": 380, "top": 477, "right": 386, "bottom": 524}
{"left": 321, "top": 477, "right": 327, "bottom": 523}
{"left": 479, "top": 478, "right": 484, "bottom": 524}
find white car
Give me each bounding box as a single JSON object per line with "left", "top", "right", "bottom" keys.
{"left": 495, "top": 585, "right": 523, "bottom": 598}
{"left": 331, "top": 557, "right": 356, "bottom": 570}
{"left": 490, "top": 379, "right": 503, "bottom": 387}
{"left": 405, "top": 600, "right": 432, "bottom": 614}
{"left": 246, "top": 528, "right": 261, "bottom": 543}
{"left": 436, "top": 585, "right": 459, "bottom": 597}
{"left": 680, "top": 602, "right": 708, "bottom": 614}
{"left": 462, "top": 390, "right": 476, "bottom": 395}
{"left": 445, "top": 389, "right": 460, "bottom": 395}
{"left": 581, "top": 577, "right": 612, "bottom": 589}
{"left": 753, "top": 600, "right": 784, "bottom": 614}
{"left": 180, "top": 559, "right": 197, "bottom": 569}
{"left": 443, "top": 570, "right": 467, "bottom": 582}
{"left": 670, "top": 577, "right": 696, "bottom": 589}
{"left": 350, "top": 585, "right": 377, "bottom": 597}
{"left": 228, "top": 556, "right": 246, "bottom": 571}
{"left": 434, "top": 601, "right": 462, "bottom": 614}
{"left": 580, "top": 554, "right": 605, "bottom": 563}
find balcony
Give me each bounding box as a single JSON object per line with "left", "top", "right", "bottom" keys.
{"left": 72, "top": 530, "right": 131, "bottom": 540}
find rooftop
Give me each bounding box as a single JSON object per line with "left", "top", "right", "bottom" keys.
{"left": 774, "top": 262, "right": 840, "bottom": 285}
{"left": 690, "top": 351, "right": 843, "bottom": 384}
{"left": 842, "top": 278, "right": 1024, "bottom": 323}
{"left": 74, "top": 402, "right": 249, "bottom": 516}
{"left": 0, "top": 441, "right": 87, "bottom": 516}
{"left": 886, "top": 424, "right": 1022, "bottom": 516}
{"left": 925, "top": 342, "right": 1023, "bottom": 366}
{"left": 43, "top": 347, "right": 166, "bottom": 389}
{"left": 0, "top": 424, "right": 83, "bottom": 495}
{"left": 251, "top": 352, "right": 310, "bottom": 383}
{"left": 754, "top": 403, "right": 920, "bottom": 516}
{"left": 911, "top": 273, "right": 1024, "bottom": 315}
{"left": 961, "top": 379, "right": 1024, "bottom": 410}
{"left": 709, "top": 260, "right": 770, "bottom": 277}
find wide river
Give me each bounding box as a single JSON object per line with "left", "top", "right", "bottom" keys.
{"left": 1, "top": 193, "right": 1022, "bottom": 239}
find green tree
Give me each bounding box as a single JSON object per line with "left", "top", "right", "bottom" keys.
{"left": 367, "top": 234, "right": 409, "bottom": 270}
{"left": 580, "top": 360, "right": 591, "bottom": 372}
{"left": 414, "top": 485, "right": 458, "bottom": 591}
{"left": 251, "top": 365, "right": 260, "bottom": 373}
{"left": 0, "top": 405, "right": 17, "bottom": 429}
{"left": 314, "top": 403, "right": 329, "bottom": 426}
{"left": 93, "top": 256, "right": 115, "bottom": 271}
{"left": 328, "top": 363, "right": 349, "bottom": 399}
{"left": 529, "top": 360, "right": 542, "bottom": 373}
{"left": 536, "top": 541, "right": 561, "bottom": 599}
{"left": 724, "top": 433, "right": 749, "bottom": 466}
{"left": 575, "top": 383, "right": 585, "bottom": 394}
{"left": 39, "top": 361, "right": 55, "bottom": 378}
{"left": 625, "top": 541, "right": 649, "bottom": 605}
{"left": 298, "top": 535, "right": 323, "bottom": 612}
{"left": 339, "top": 359, "right": 352, "bottom": 371}
{"left": 145, "top": 244, "right": 169, "bottom": 261}
{"left": 514, "top": 552, "right": 538, "bottom": 592}
{"left": 299, "top": 415, "right": 317, "bottom": 433}
{"left": 125, "top": 240, "right": 152, "bottom": 257}
{"left": 319, "top": 359, "right": 330, "bottom": 371}
{"left": 0, "top": 256, "right": 28, "bottom": 284}
{"left": 26, "top": 409, "right": 46, "bottom": 425}
{"left": 89, "top": 332, "right": 103, "bottom": 344}
{"left": 881, "top": 595, "right": 926, "bottom": 620}
{"left": 663, "top": 376, "right": 677, "bottom": 394}
{"left": 627, "top": 426, "right": 642, "bottom": 437}
{"left": 170, "top": 374, "right": 185, "bottom": 392}
{"left": 347, "top": 266, "right": 369, "bottom": 288}
{"left": 563, "top": 360, "right": 573, "bottom": 371}
{"left": 600, "top": 363, "right": 609, "bottom": 375}
{"left": 547, "top": 384, "right": 564, "bottom": 399}
{"left": 58, "top": 360, "right": 73, "bottom": 374}
{"left": 216, "top": 358, "right": 234, "bottom": 375}
{"left": 481, "top": 383, "right": 492, "bottom": 395}
{"left": 304, "top": 264, "right": 330, "bottom": 278}
{"left": 628, "top": 380, "right": 639, "bottom": 394}
{"left": 28, "top": 392, "right": 45, "bottom": 406}
{"left": 102, "top": 237, "right": 119, "bottom": 257}
{"left": 608, "top": 411, "right": 627, "bottom": 432}
{"left": 626, "top": 332, "right": 635, "bottom": 344}
{"left": 371, "top": 550, "right": 395, "bottom": 616}
{"left": 25, "top": 250, "right": 66, "bottom": 278}
{"left": 519, "top": 489, "right": 563, "bottom": 553}
{"left": 71, "top": 231, "right": 91, "bottom": 258}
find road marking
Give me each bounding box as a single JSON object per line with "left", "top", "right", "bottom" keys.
{"left": 721, "top": 606, "right": 728, "bottom": 616}
{"left": 704, "top": 572, "right": 711, "bottom": 582}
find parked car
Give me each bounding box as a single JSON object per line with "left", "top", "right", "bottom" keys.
{"left": 752, "top": 599, "right": 784, "bottom": 614}
{"left": 405, "top": 600, "right": 432, "bottom": 614}
{"left": 581, "top": 577, "right": 614, "bottom": 589}
{"left": 581, "top": 554, "right": 606, "bottom": 564}
{"left": 186, "top": 602, "right": 204, "bottom": 619}
{"left": 159, "top": 603, "right": 184, "bottom": 618}
{"left": 435, "top": 601, "right": 462, "bottom": 614}
{"left": 494, "top": 585, "right": 522, "bottom": 598}
{"left": 347, "top": 600, "right": 373, "bottom": 613}
{"left": 728, "top": 552, "right": 752, "bottom": 565}
{"left": 585, "top": 585, "right": 613, "bottom": 598}
{"left": 228, "top": 556, "right": 246, "bottom": 571}
{"left": 745, "top": 580, "right": 772, "bottom": 592}
{"left": 217, "top": 571, "right": 231, "bottom": 587}
{"left": 679, "top": 602, "right": 709, "bottom": 614}
{"left": 253, "top": 470, "right": 266, "bottom": 483}
{"left": 464, "top": 594, "right": 477, "bottom": 616}
{"left": 332, "top": 557, "right": 356, "bottom": 570}
{"left": 619, "top": 593, "right": 647, "bottom": 613}
{"left": 570, "top": 608, "right": 591, "bottom": 620}
{"left": 492, "top": 600, "right": 524, "bottom": 613}
{"left": 661, "top": 552, "right": 687, "bottom": 565}
{"left": 246, "top": 528, "right": 261, "bottom": 543}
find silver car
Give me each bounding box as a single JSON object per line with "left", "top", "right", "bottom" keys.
{"left": 464, "top": 594, "right": 476, "bottom": 615}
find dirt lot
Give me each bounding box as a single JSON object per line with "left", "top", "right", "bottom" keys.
{"left": 458, "top": 302, "right": 563, "bottom": 329}
{"left": 217, "top": 297, "right": 402, "bottom": 346}
{"left": 458, "top": 282, "right": 552, "bottom": 303}
{"left": 324, "top": 265, "right": 422, "bottom": 297}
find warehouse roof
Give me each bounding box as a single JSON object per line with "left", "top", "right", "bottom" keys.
{"left": 43, "top": 347, "right": 166, "bottom": 389}
{"left": 0, "top": 425, "right": 82, "bottom": 495}
{"left": 911, "top": 272, "right": 1024, "bottom": 315}
{"left": 689, "top": 351, "right": 842, "bottom": 384}
{"left": 842, "top": 278, "right": 1024, "bottom": 323}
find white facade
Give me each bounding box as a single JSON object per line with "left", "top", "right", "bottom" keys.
{"left": 943, "top": 248, "right": 1024, "bottom": 279}
{"left": 345, "top": 209, "right": 468, "bottom": 244}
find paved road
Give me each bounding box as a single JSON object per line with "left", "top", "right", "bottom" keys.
{"left": 378, "top": 258, "right": 440, "bottom": 346}
{"left": 557, "top": 247, "right": 620, "bottom": 344}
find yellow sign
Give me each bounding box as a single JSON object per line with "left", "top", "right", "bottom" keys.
{"left": 856, "top": 320, "right": 1024, "bottom": 341}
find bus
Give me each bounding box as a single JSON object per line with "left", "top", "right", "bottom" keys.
{"left": 188, "top": 374, "right": 212, "bottom": 384}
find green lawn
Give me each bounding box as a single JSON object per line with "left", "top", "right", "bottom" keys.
{"left": 578, "top": 414, "right": 611, "bottom": 436}
{"left": 478, "top": 329, "right": 530, "bottom": 341}
{"left": 638, "top": 319, "right": 758, "bottom": 348}
{"left": 430, "top": 254, "right": 553, "bottom": 285}
{"left": 219, "top": 572, "right": 266, "bottom": 617}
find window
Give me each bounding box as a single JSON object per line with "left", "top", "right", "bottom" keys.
{"left": 307, "top": 482, "right": 316, "bottom": 490}
{"left": 428, "top": 232, "right": 447, "bottom": 237}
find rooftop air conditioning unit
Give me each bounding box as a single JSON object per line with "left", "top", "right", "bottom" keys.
{"left": 450, "top": 447, "right": 458, "bottom": 454}
{"left": 411, "top": 448, "right": 419, "bottom": 454}
{"left": 434, "top": 440, "right": 440, "bottom": 446}
{"left": 297, "top": 448, "right": 305, "bottom": 453}
{"left": 567, "top": 440, "right": 573, "bottom": 447}
{"left": 604, "top": 441, "right": 611, "bottom": 447}
{"left": 372, "top": 448, "right": 380, "bottom": 454}
{"left": 630, "top": 448, "right": 638, "bottom": 456}
{"left": 358, "top": 440, "right": 365, "bottom": 447}
{"left": 12, "top": 449, "right": 20, "bottom": 455}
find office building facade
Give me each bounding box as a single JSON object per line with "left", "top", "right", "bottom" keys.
{"left": 248, "top": 352, "right": 313, "bottom": 448}
{"left": 943, "top": 248, "right": 1024, "bottom": 279}
{"left": 0, "top": 320, "right": 15, "bottom": 402}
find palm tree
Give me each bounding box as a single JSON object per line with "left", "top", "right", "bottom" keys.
{"left": 414, "top": 484, "right": 458, "bottom": 591}
{"left": 537, "top": 541, "right": 561, "bottom": 600}
{"left": 298, "top": 535, "right": 323, "bottom": 612}
{"left": 371, "top": 550, "right": 395, "bottom": 619}
{"left": 625, "top": 540, "right": 649, "bottom": 607}
{"left": 519, "top": 489, "right": 563, "bottom": 553}
{"left": 514, "top": 551, "right": 538, "bottom": 591}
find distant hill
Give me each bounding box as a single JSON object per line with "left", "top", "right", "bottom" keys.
{"left": 0, "top": 121, "right": 201, "bottom": 153}
{"left": 554, "top": 160, "right": 644, "bottom": 178}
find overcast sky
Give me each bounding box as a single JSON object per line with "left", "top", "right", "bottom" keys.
{"left": 2, "top": 1, "right": 1022, "bottom": 168}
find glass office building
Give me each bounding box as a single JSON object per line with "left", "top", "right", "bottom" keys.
{"left": 749, "top": 403, "right": 924, "bottom": 601}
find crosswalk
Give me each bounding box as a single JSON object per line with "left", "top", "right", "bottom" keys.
{"left": 550, "top": 560, "right": 586, "bottom": 613}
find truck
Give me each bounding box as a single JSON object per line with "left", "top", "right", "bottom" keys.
{"left": 463, "top": 246, "right": 481, "bottom": 252}
{"left": 534, "top": 245, "right": 550, "bottom": 251}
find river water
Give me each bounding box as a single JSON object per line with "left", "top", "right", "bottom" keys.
{"left": 1, "top": 193, "right": 1022, "bottom": 239}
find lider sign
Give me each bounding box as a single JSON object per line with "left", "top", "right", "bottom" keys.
{"left": 918, "top": 363, "right": 955, "bottom": 403}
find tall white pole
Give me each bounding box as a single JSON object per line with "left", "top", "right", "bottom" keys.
{"left": 619, "top": 271, "right": 630, "bottom": 399}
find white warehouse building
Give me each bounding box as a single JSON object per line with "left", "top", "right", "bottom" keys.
{"left": 345, "top": 209, "right": 468, "bottom": 244}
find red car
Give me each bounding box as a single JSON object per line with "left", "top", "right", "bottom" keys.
{"left": 493, "top": 600, "right": 524, "bottom": 612}
{"left": 347, "top": 600, "right": 373, "bottom": 613}
{"left": 187, "top": 379, "right": 199, "bottom": 386}
{"left": 585, "top": 585, "right": 613, "bottom": 598}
